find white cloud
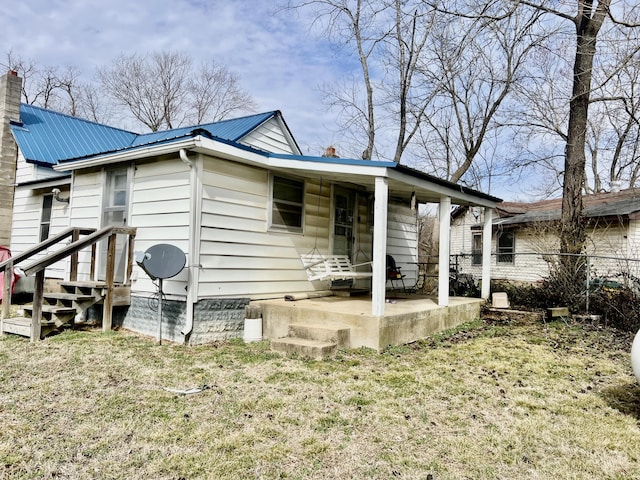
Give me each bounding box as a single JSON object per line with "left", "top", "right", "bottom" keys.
{"left": 0, "top": 0, "right": 343, "bottom": 155}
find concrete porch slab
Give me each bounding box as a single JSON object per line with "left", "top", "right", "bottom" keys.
{"left": 255, "top": 295, "right": 484, "bottom": 352}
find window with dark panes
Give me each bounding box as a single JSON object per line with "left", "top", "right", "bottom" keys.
{"left": 472, "top": 233, "right": 482, "bottom": 265}
{"left": 271, "top": 175, "right": 304, "bottom": 232}
{"left": 497, "top": 230, "right": 515, "bottom": 263}
{"left": 39, "top": 194, "right": 53, "bottom": 241}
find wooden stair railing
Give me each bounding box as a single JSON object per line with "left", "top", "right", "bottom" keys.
{"left": 0, "top": 225, "right": 137, "bottom": 341}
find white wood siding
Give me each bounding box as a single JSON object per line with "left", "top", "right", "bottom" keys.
{"left": 128, "top": 160, "right": 191, "bottom": 297}
{"left": 452, "top": 210, "right": 640, "bottom": 283}
{"left": 240, "top": 117, "right": 297, "bottom": 154}
{"left": 386, "top": 201, "right": 418, "bottom": 286}
{"left": 14, "top": 151, "right": 35, "bottom": 184}
{"left": 197, "top": 157, "right": 331, "bottom": 299}
{"left": 10, "top": 185, "right": 71, "bottom": 279}
{"left": 629, "top": 219, "right": 640, "bottom": 258}
{"left": 450, "top": 208, "right": 479, "bottom": 255}
{"left": 15, "top": 150, "right": 68, "bottom": 184}
{"left": 68, "top": 171, "right": 103, "bottom": 281}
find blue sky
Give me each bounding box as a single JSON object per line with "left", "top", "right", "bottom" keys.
{"left": 1, "top": 0, "right": 546, "bottom": 201}
{"left": 0, "top": 0, "right": 353, "bottom": 156}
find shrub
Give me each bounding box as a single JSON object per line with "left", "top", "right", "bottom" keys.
{"left": 490, "top": 278, "right": 640, "bottom": 333}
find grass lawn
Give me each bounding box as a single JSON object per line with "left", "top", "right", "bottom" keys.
{"left": 1, "top": 315, "right": 639, "bottom": 479}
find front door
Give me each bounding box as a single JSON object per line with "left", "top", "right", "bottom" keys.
{"left": 332, "top": 187, "right": 356, "bottom": 258}
{"left": 100, "top": 167, "right": 130, "bottom": 283}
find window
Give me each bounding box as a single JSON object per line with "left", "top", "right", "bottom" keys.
{"left": 39, "top": 194, "right": 53, "bottom": 241}
{"left": 270, "top": 175, "right": 304, "bottom": 232}
{"left": 102, "top": 168, "right": 129, "bottom": 227}
{"left": 497, "top": 231, "right": 515, "bottom": 263}
{"left": 472, "top": 233, "right": 482, "bottom": 265}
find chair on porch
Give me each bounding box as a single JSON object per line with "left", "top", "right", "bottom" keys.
{"left": 386, "top": 255, "right": 407, "bottom": 292}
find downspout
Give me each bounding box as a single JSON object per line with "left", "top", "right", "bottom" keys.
{"left": 179, "top": 148, "right": 200, "bottom": 342}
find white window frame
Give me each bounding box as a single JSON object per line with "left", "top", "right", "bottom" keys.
{"left": 497, "top": 230, "right": 515, "bottom": 264}
{"left": 39, "top": 194, "right": 53, "bottom": 242}
{"left": 268, "top": 174, "right": 305, "bottom": 234}
{"left": 471, "top": 232, "right": 482, "bottom": 265}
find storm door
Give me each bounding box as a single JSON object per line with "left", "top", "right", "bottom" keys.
{"left": 99, "top": 167, "right": 130, "bottom": 283}
{"left": 332, "top": 187, "right": 356, "bottom": 259}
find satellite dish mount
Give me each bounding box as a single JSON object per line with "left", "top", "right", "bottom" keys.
{"left": 136, "top": 244, "right": 186, "bottom": 345}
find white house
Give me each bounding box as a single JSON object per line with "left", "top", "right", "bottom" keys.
{"left": 1, "top": 71, "right": 501, "bottom": 344}
{"left": 451, "top": 188, "right": 640, "bottom": 284}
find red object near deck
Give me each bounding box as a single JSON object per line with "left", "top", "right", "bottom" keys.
{"left": 0, "top": 246, "right": 19, "bottom": 301}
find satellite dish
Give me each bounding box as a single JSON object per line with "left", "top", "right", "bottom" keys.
{"left": 135, "top": 244, "right": 186, "bottom": 345}
{"left": 137, "top": 243, "right": 186, "bottom": 280}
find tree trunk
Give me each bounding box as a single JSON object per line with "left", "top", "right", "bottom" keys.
{"left": 560, "top": 0, "right": 607, "bottom": 259}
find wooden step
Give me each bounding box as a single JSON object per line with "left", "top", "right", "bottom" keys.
{"left": 271, "top": 337, "right": 337, "bottom": 360}
{"left": 23, "top": 305, "right": 77, "bottom": 327}
{"left": 24, "top": 305, "right": 77, "bottom": 315}
{"left": 43, "top": 292, "right": 95, "bottom": 302}
{"left": 59, "top": 281, "right": 108, "bottom": 289}
{"left": 1, "top": 317, "right": 31, "bottom": 337}
{"left": 1, "top": 317, "right": 56, "bottom": 338}
{"left": 58, "top": 281, "right": 131, "bottom": 307}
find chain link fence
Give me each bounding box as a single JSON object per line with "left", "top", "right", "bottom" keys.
{"left": 449, "top": 252, "right": 640, "bottom": 329}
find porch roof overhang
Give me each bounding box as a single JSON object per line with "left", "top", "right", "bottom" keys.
{"left": 53, "top": 133, "right": 501, "bottom": 209}
{"left": 15, "top": 174, "right": 72, "bottom": 190}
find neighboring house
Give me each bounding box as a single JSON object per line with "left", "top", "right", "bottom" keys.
{"left": 451, "top": 188, "right": 640, "bottom": 283}
{"left": 1, "top": 71, "right": 501, "bottom": 344}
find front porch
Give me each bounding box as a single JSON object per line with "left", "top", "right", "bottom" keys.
{"left": 256, "top": 294, "right": 484, "bottom": 354}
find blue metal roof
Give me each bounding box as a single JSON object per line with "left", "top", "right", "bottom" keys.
{"left": 11, "top": 105, "right": 279, "bottom": 165}
{"left": 130, "top": 111, "right": 277, "bottom": 147}
{"left": 11, "top": 104, "right": 137, "bottom": 166}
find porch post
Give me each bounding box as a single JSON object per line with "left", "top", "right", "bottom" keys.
{"left": 438, "top": 196, "right": 451, "bottom": 306}
{"left": 372, "top": 177, "right": 388, "bottom": 316}
{"left": 481, "top": 207, "right": 493, "bottom": 300}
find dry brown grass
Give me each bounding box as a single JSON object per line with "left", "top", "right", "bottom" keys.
{"left": 0, "top": 316, "right": 639, "bottom": 479}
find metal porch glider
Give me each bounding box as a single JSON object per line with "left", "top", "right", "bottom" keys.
{"left": 300, "top": 254, "right": 373, "bottom": 282}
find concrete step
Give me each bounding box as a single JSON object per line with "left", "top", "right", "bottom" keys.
{"left": 288, "top": 323, "right": 350, "bottom": 348}
{"left": 271, "top": 337, "right": 337, "bottom": 360}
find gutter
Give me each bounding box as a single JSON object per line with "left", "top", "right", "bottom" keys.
{"left": 179, "top": 148, "right": 201, "bottom": 342}
{"left": 53, "top": 137, "right": 202, "bottom": 172}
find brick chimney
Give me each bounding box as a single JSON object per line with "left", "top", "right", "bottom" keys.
{"left": 0, "top": 70, "right": 22, "bottom": 247}
{"left": 322, "top": 146, "right": 339, "bottom": 158}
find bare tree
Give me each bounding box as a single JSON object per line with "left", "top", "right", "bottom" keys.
{"left": 286, "top": 0, "right": 543, "bottom": 191}
{"left": 289, "top": 0, "right": 386, "bottom": 160}
{"left": 383, "top": 1, "right": 436, "bottom": 162}
{"left": 2, "top": 50, "right": 38, "bottom": 104}
{"left": 505, "top": 0, "right": 640, "bottom": 261}
{"left": 413, "top": 6, "right": 545, "bottom": 186}
{"left": 2, "top": 52, "right": 114, "bottom": 124}
{"left": 287, "top": 1, "right": 447, "bottom": 162}
{"left": 189, "top": 60, "right": 257, "bottom": 124}
{"left": 98, "top": 51, "right": 256, "bottom": 132}
{"left": 98, "top": 52, "right": 187, "bottom": 131}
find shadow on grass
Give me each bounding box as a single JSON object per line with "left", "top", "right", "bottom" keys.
{"left": 600, "top": 381, "right": 640, "bottom": 421}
